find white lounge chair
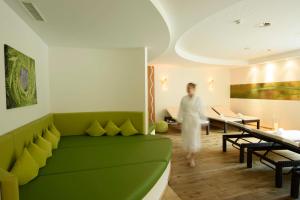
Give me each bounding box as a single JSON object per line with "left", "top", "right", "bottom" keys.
{"left": 211, "top": 105, "right": 260, "bottom": 129}
{"left": 204, "top": 108, "right": 242, "bottom": 133}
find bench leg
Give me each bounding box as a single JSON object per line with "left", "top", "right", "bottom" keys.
{"left": 206, "top": 125, "right": 209, "bottom": 135}
{"left": 291, "top": 169, "right": 300, "bottom": 198}
{"left": 257, "top": 121, "right": 260, "bottom": 129}
{"left": 247, "top": 148, "right": 253, "bottom": 168}
{"left": 222, "top": 135, "right": 227, "bottom": 152}
{"left": 275, "top": 165, "right": 283, "bottom": 188}
{"left": 240, "top": 145, "right": 245, "bottom": 163}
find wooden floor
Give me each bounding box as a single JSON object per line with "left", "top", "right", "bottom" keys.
{"left": 163, "top": 128, "right": 296, "bottom": 200}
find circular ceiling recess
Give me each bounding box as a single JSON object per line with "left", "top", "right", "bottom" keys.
{"left": 175, "top": 0, "right": 300, "bottom": 66}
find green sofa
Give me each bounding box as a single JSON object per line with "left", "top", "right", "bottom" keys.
{"left": 0, "top": 112, "right": 172, "bottom": 200}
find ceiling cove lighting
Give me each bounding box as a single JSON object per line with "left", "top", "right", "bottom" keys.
{"left": 265, "top": 63, "right": 275, "bottom": 83}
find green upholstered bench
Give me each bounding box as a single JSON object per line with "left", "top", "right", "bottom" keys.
{"left": 0, "top": 112, "right": 172, "bottom": 200}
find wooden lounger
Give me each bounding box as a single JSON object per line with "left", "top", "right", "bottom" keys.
{"left": 212, "top": 105, "right": 260, "bottom": 129}
{"left": 223, "top": 122, "right": 300, "bottom": 188}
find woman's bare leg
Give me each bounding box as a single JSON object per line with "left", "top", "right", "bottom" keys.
{"left": 186, "top": 152, "right": 192, "bottom": 160}
{"left": 189, "top": 153, "right": 196, "bottom": 167}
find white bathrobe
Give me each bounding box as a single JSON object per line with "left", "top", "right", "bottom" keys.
{"left": 178, "top": 95, "right": 205, "bottom": 153}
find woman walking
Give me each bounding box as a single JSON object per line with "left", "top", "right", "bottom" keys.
{"left": 178, "top": 83, "right": 205, "bottom": 167}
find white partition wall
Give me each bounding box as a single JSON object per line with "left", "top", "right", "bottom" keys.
{"left": 49, "top": 47, "right": 148, "bottom": 133}
{"left": 0, "top": 1, "right": 49, "bottom": 135}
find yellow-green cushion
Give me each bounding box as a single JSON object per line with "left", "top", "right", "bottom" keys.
{"left": 27, "top": 142, "right": 47, "bottom": 168}
{"left": 43, "top": 129, "right": 59, "bottom": 149}
{"left": 105, "top": 121, "right": 121, "bottom": 136}
{"left": 36, "top": 136, "right": 52, "bottom": 158}
{"left": 120, "top": 119, "right": 139, "bottom": 136}
{"left": 49, "top": 123, "right": 61, "bottom": 138}
{"left": 86, "top": 120, "right": 106, "bottom": 136}
{"left": 0, "top": 168, "right": 19, "bottom": 200}
{"left": 10, "top": 148, "right": 39, "bottom": 185}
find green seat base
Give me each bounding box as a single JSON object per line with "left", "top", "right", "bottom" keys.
{"left": 20, "top": 135, "right": 172, "bottom": 200}
{"left": 20, "top": 162, "right": 167, "bottom": 200}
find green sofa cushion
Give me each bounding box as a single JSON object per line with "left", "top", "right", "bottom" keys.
{"left": 49, "top": 123, "right": 61, "bottom": 138}
{"left": 10, "top": 149, "right": 39, "bottom": 186}
{"left": 39, "top": 137, "right": 172, "bottom": 176}
{"left": 120, "top": 119, "right": 139, "bottom": 136}
{"left": 105, "top": 120, "right": 121, "bottom": 136}
{"left": 43, "top": 130, "right": 59, "bottom": 149}
{"left": 85, "top": 120, "right": 106, "bottom": 136}
{"left": 27, "top": 142, "right": 47, "bottom": 168}
{"left": 36, "top": 136, "right": 52, "bottom": 158}
{"left": 20, "top": 162, "right": 167, "bottom": 200}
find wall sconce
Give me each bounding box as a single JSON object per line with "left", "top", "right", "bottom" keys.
{"left": 160, "top": 76, "right": 168, "bottom": 91}
{"left": 208, "top": 78, "right": 214, "bottom": 91}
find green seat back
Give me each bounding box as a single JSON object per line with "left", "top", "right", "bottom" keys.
{"left": 0, "top": 114, "right": 53, "bottom": 171}
{"left": 53, "top": 112, "right": 144, "bottom": 136}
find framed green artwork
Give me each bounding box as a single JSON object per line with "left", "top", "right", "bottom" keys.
{"left": 230, "top": 81, "right": 300, "bottom": 100}
{"left": 4, "top": 45, "right": 37, "bottom": 109}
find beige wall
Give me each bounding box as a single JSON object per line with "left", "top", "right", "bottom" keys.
{"left": 0, "top": 1, "right": 49, "bottom": 135}
{"left": 154, "top": 64, "right": 230, "bottom": 121}
{"left": 230, "top": 59, "right": 300, "bottom": 129}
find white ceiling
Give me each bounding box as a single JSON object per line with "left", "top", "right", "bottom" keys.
{"left": 4, "top": 0, "right": 170, "bottom": 61}
{"left": 5, "top": 0, "right": 300, "bottom": 66}
{"left": 175, "top": 0, "right": 300, "bottom": 66}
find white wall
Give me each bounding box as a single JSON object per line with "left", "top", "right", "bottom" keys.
{"left": 0, "top": 0, "right": 49, "bottom": 135}
{"left": 154, "top": 64, "right": 230, "bottom": 120}
{"left": 49, "top": 47, "right": 148, "bottom": 131}
{"left": 230, "top": 59, "right": 300, "bottom": 129}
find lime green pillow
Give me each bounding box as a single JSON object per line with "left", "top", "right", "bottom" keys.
{"left": 120, "top": 119, "right": 139, "bottom": 136}
{"left": 36, "top": 135, "right": 52, "bottom": 158}
{"left": 49, "top": 123, "right": 61, "bottom": 138}
{"left": 43, "top": 129, "right": 59, "bottom": 149}
{"left": 27, "top": 142, "right": 47, "bottom": 168}
{"left": 105, "top": 121, "right": 121, "bottom": 136}
{"left": 155, "top": 120, "right": 168, "bottom": 133}
{"left": 0, "top": 168, "right": 19, "bottom": 200}
{"left": 86, "top": 120, "right": 106, "bottom": 136}
{"left": 10, "top": 148, "right": 39, "bottom": 185}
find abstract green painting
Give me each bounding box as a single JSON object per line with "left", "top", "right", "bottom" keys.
{"left": 230, "top": 81, "right": 300, "bottom": 100}
{"left": 4, "top": 45, "right": 37, "bottom": 109}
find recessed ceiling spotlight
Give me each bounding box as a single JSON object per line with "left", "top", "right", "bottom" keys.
{"left": 234, "top": 19, "right": 241, "bottom": 25}
{"left": 259, "top": 22, "right": 272, "bottom": 28}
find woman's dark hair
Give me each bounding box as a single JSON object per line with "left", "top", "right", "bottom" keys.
{"left": 187, "top": 82, "right": 196, "bottom": 88}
